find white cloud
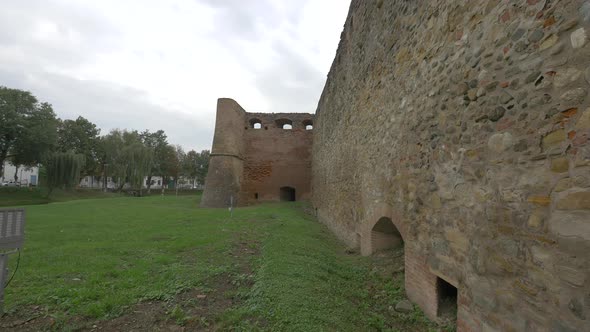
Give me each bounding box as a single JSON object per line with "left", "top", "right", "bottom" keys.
{"left": 0, "top": 0, "right": 350, "bottom": 151}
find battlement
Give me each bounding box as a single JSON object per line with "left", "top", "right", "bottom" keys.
{"left": 244, "top": 112, "right": 314, "bottom": 131}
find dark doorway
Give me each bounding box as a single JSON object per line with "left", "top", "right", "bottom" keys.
{"left": 280, "top": 186, "right": 296, "bottom": 201}
{"left": 437, "top": 277, "right": 458, "bottom": 318}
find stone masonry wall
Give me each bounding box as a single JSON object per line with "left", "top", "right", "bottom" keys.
{"left": 312, "top": 0, "right": 590, "bottom": 330}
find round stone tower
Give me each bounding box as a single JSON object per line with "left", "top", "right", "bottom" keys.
{"left": 200, "top": 98, "right": 246, "bottom": 208}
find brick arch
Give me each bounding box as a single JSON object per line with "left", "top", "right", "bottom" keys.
{"left": 248, "top": 118, "right": 262, "bottom": 129}
{"left": 275, "top": 118, "right": 293, "bottom": 128}
{"left": 360, "top": 202, "right": 408, "bottom": 256}
{"left": 370, "top": 217, "right": 404, "bottom": 253}
{"left": 359, "top": 204, "right": 441, "bottom": 322}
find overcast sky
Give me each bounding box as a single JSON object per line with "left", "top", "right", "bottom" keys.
{"left": 0, "top": 0, "right": 349, "bottom": 151}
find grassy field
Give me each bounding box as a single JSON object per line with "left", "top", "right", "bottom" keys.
{"left": 0, "top": 188, "right": 121, "bottom": 207}
{"left": 3, "top": 194, "right": 450, "bottom": 331}
{"left": 0, "top": 187, "right": 201, "bottom": 207}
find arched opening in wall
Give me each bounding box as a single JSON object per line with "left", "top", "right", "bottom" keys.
{"left": 275, "top": 118, "right": 292, "bottom": 130}
{"left": 254, "top": 193, "right": 259, "bottom": 200}
{"left": 279, "top": 186, "right": 296, "bottom": 201}
{"left": 436, "top": 277, "right": 458, "bottom": 320}
{"left": 303, "top": 119, "right": 313, "bottom": 130}
{"left": 371, "top": 217, "right": 403, "bottom": 254}
{"left": 249, "top": 118, "right": 262, "bottom": 129}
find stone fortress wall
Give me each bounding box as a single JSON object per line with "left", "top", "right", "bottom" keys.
{"left": 312, "top": 0, "right": 590, "bottom": 331}
{"left": 201, "top": 98, "right": 313, "bottom": 207}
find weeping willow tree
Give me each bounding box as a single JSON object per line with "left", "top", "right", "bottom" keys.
{"left": 45, "top": 152, "right": 85, "bottom": 194}
{"left": 124, "top": 143, "right": 153, "bottom": 196}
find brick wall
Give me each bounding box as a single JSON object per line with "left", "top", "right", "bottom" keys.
{"left": 201, "top": 98, "right": 314, "bottom": 207}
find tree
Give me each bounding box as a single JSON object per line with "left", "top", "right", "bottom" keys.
{"left": 57, "top": 116, "right": 101, "bottom": 177}
{"left": 139, "top": 130, "right": 168, "bottom": 193}
{"left": 184, "top": 150, "right": 199, "bottom": 186}
{"left": 100, "top": 129, "right": 142, "bottom": 191}
{"left": 184, "top": 149, "right": 210, "bottom": 188}
{"left": 124, "top": 142, "right": 153, "bottom": 196}
{"left": 196, "top": 150, "right": 210, "bottom": 186}
{"left": 0, "top": 87, "right": 58, "bottom": 179}
{"left": 159, "top": 144, "right": 179, "bottom": 194}
{"left": 174, "top": 145, "right": 186, "bottom": 193}
{"left": 45, "top": 152, "right": 85, "bottom": 194}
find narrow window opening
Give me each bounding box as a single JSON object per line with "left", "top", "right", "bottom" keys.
{"left": 279, "top": 186, "right": 296, "bottom": 201}
{"left": 303, "top": 119, "right": 313, "bottom": 130}
{"left": 249, "top": 118, "right": 262, "bottom": 129}
{"left": 255, "top": 193, "right": 259, "bottom": 200}
{"left": 275, "top": 118, "right": 292, "bottom": 129}
{"left": 437, "top": 277, "right": 458, "bottom": 319}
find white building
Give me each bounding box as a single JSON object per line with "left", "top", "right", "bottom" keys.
{"left": 79, "top": 175, "right": 185, "bottom": 190}
{"left": 1, "top": 162, "right": 39, "bottom": 186}
{"left": 0, "top": 161, "right": 200, "bottom": 190}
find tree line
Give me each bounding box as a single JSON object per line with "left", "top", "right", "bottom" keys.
{"left": 0, "top": 86, "right": 210, "bottom": 195}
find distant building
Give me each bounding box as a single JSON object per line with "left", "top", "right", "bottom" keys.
{"left": 1, "top": 162, "right": 39, "bottom": 186}
{"left": 79, "top": 175, "right": 200, "bottom": 190}
{"left": 1, "top": 161, "right": 199, "bottom": 190}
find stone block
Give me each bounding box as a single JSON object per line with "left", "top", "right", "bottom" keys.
{"left": 551, "top": 157, "right": 570, "bottom": 173}
{"left": 554, "top": 68, "right": 582, "bottom": 88}
{"left": 530, "top": 246, "right": 553, "bottom": 267}
{"left": 543, "top": 129, "right": 566, "bottom": 148}
{"left": 549, "top": 210, "right": 590, "bottom": 241}
{"left": 571, "top": 28, "right": 587, "bottom": 48}
{"left": 575, "top": 108, "right": 590, "bottom": 130}
{"left": 572, "top": 172, "right": 590, "bottom": 187}
{"left": 554, "top": 178, "right": 573, "bottom": 192}
{"left": 444, "top": 229, "right": 469, "bottom": 253}
{"left": 556, "top": 265, "right": 586, "bottom": 287}
{"left": 528, "top": 213, "right": 543, "bottom": 228}
{"left": 488, "top": 132, "right": 513, "bottom": 152}
{"left": 527, "top": 195, "right": 551, "bottom": 206}
{"left": 540, "top": 34, "right": 558, "bottom": 51}
{"left": 556, "top": 191, "right": 590, "bottom": 210}
{"left": 561, "top": 88, "right": 587, "bottom": 104}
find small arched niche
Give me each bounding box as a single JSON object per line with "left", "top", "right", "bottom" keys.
{"left": 371, "top": 217, "right": 403, "bottom": 254}
{"left": 303, "top": 119, "right": 313, "bottom": 130}
{"left": 275, "top": 118, "right": 293, "bottom": 130}
{"left": 249, "top": 118, "right": 262, "bottom": 129}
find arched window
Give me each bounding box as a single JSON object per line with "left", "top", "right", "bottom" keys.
{"left": 275, "top": 118, "right": 293, "bottom": 130}
{"left": 249, "top": 118, "right": 262, "bottom": 129}
{"left": 303, "top": 119, "right": 313, "bottom": 130}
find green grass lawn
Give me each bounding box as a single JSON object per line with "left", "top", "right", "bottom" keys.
{"left": 4, "top": 195, "right": 446, "bottom": 331}
{"left": 0, "top": 187, "right": 121, "bottom": 207}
